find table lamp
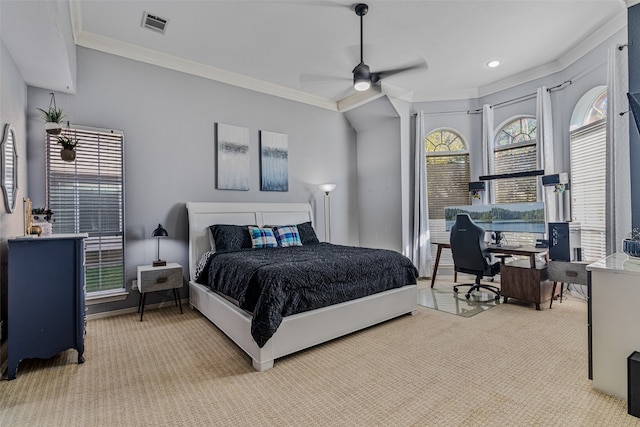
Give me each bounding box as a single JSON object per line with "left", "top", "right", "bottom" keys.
{"left": 152, "top": 223, "right": 168, "bottom": 267}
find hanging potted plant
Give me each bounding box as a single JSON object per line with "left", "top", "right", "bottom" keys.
{"left": 57, "top": 135, "right": 79, "bottom": 162}
{"left": 37, "top": 93, "right": 65, "bottom": 135}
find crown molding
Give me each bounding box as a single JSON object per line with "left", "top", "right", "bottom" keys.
{"left": 411, "top": 7, "right": 627, "bottom": 103}
{"left": 337, "top": 86, "right": 384, "bottom": 112}
{"left": 68, "top": 0, "right": 630, "bottom": 111}
{"left": 73, "top": 30, "right": 339, "bottom": 112}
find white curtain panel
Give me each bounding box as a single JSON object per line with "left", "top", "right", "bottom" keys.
{"left": 412, "top": 112, "right": 432, "bottom": 277}
{"left": 607, "top": 44, "right": 631, "bottom": 253}
{"left": 481, "top": 104, "right": 495, "bottom": 203}
{"left": 536, "top": 86, "right": 557, "bottom": 222}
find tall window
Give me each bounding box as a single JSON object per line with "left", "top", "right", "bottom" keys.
{"left": 47, "top": 126, "right": 125, "bottom": 294}
{"left": 425, "top": 129, "right": 470, "bottom": 263}
{"left": 493, "top": 117, "right": 538, "bottom": 245}
{"left": 570, "top": 87, "right": 607, "bottom": 262}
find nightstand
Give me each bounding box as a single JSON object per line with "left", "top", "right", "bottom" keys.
{"left": 136, "top": 263, "right": 184, "bottom": 321}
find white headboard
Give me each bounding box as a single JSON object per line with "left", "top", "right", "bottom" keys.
{"left": 185, "top": 202, "right": 314, "bottom": 282}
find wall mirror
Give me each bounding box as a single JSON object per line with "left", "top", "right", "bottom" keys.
{"left": 1, "top": 123, "right": 19, "bottom": 213}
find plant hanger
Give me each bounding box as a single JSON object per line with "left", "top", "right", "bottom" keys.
{"left": 39, "top": 92, "right": 66, "bottom": 135}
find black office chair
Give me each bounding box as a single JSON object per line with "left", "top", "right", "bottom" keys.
{"left": 450, "top": 213, "right": 501, "bottom": 301}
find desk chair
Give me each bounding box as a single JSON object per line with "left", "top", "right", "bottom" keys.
{"left": 450, "top": 213, "right": 501, "bottom": 301}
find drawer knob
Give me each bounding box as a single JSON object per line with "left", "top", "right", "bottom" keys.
{"left": 156, "top": 277, "right": 168, "bottom": 283}
{"left": 566, "top": 271, "right": 578, "bottom": 277}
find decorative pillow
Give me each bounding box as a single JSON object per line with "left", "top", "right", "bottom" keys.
{"left": 194, "top": 250, "right": 215, "bottom": 284}
{"left": 272, "top": 225, "right": 302, "bottom": 247}
{"left": 209, "top": 224, "right": 253, "bottom": 252}
{"left": 297, "top": 221, "right": 320, "bottom": 245}
{"left": 248, "top": 226, "right": 278, "bottom": 248}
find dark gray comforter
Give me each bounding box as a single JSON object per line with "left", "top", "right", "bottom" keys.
{"left": 198, "top": 243, "right": 418, "bottom": 347}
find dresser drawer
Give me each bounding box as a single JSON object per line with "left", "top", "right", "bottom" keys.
{"left": 548, "top": 260, "right": 589, "bottom": 285}
{"left": 137, "top": 264, "right": 183, "bottom": 293}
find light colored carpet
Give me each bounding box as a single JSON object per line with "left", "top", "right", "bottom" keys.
{"left": 1, "top": 277, "right": 638, "bottom": 426}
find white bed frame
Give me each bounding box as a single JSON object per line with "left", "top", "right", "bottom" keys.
{"left": 186, "top": 202, "right": 418, "bottom": 371}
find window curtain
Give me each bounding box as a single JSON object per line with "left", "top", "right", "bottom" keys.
{"left": 481, "top": 104, "right": 495, "bottom": 203}
{"left": 607, "top": 44, "right": 631, "bottom": 253}
{"left": 412, "top": 112, "right": 432, "bottom": 277}
{"left": 536, "top": 86, "right": 557, "bottom": 222}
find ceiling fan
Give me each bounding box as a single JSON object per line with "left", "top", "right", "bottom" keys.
{"left": 351, "top": 3, "right": 426, "bottom": 92}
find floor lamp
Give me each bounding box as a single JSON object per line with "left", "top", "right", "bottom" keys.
{"left": 318, "top": 183, "right": 336, "bottom": 242}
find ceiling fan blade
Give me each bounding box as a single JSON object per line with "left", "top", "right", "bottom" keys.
{"left": 372, "top": 58, "right": 428, "bottom": 83}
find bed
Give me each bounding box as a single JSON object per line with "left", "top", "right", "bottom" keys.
{"left": 186, "top": 202, "right": 418, "bottom": 371}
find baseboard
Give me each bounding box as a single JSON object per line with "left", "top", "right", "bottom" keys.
{"left": 86, "top": 298, "right": 189, "bottom": 321}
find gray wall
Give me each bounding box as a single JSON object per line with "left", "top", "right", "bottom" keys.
{"left": 411, "top": 28, "right": 626, "bottom": 227}
{"left": 0, "top": 41, "right": 28, "bottom": 369}
{"left": 27, "top": 47, "right": 357, "bottom": 314}
{"left": 346, "top": 97, "right": 402, "bottom": 251}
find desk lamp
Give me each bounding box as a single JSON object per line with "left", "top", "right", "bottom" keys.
{"left": 152, "top": 224, "right": 168, "bottom": 267}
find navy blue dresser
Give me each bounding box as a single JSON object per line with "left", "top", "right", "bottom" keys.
{"left": 7, "top": 234, "right": 87, "bottom": 380}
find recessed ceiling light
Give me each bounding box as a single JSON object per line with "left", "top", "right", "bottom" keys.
{"left": 487, "top": 60, "right": 501, "bottom": 68}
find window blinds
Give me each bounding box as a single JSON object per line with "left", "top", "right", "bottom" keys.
{"left": 570, "top": 120, "right": 606, "bottom": 262}
{"left": 493, "top": 143, "right": 538, "bottom": 246}
{"left": 46, "top": 127, "right": 125, "bottom": 293}
{"left": 426, "top": 154, "right": 470, "bottom": 267}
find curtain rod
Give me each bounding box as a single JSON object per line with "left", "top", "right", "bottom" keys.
{"left": 418, "top": 57, "right": 607, "bottom": 116}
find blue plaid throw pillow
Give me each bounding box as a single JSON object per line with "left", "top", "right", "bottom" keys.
{"left": 248, "top": 226, "right": 278, "bottom": 248}
{"left": 273, "top": 225, "right": 302, "bottom": 247}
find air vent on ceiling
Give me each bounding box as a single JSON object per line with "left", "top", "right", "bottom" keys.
{"left": 142, "top": 12, "right": 168, "bottom": 34}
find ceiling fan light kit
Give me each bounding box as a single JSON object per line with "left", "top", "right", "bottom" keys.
{"left": 353, "top": 62, "right": 371, "bottom": 91}
{"left": 350, "top": 3, "right": 424, "bottom": 93}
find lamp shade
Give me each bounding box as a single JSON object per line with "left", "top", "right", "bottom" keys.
{"left": 152, "top": 224, "right": 168, "bottom": 237}
{"left": 318, "top": 183, "right": 337, "bottom": 194}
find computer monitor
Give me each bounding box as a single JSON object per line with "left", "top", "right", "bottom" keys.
{"left": 445, "top": 202, "right": 545, "bottom": 234}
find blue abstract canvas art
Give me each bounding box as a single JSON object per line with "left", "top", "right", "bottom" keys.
{"left": 216, "top": 123, "right": 250, "bottom": 191}
{"left": 260, "top": 130, "right": 288, "bottom": 192}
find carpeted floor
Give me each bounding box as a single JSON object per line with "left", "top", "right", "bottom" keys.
{"left": 1, "top": 277, "right": 638, "bottom": 426}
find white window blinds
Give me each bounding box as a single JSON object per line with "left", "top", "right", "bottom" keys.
{"left": 426, "top": 154, "right": 470, "bottom": 268}
{"left": 493, "top": 142, "right": 538, "bottom": 246}
{"left": 46, "top": 126, "right": 125, "bottom": 293}
{"left": 570, "top": 119, "right": 606, "bottom": 262}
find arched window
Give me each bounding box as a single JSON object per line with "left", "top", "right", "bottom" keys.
{"left": 425, "top": 129, "right": 470, "bottom": 262}
{"left": 494, "top": 117, "right": 538, "bottom": 204}
{"left": 425, "top": 129, "right": 470, "bottom": 219}
{"left": 493, "top": 117, "right": 538, "bottom": 246}
{"left": 570, "top": 86, "right": 607, "bottom": 261}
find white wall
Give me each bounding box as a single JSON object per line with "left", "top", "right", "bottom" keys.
{"left": 27, "top": 47, "right": 357, "bottom": 314}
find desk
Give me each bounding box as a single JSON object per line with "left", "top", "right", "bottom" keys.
{"left": 486, "top": 245, "right": 547, "bottom": 268}
{"left": 431, "top": 242, "right": 457, "bottom": 288}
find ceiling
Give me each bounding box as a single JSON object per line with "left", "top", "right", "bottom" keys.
{"left": 1, "top": 1, "right": 631, "bottom": 112}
